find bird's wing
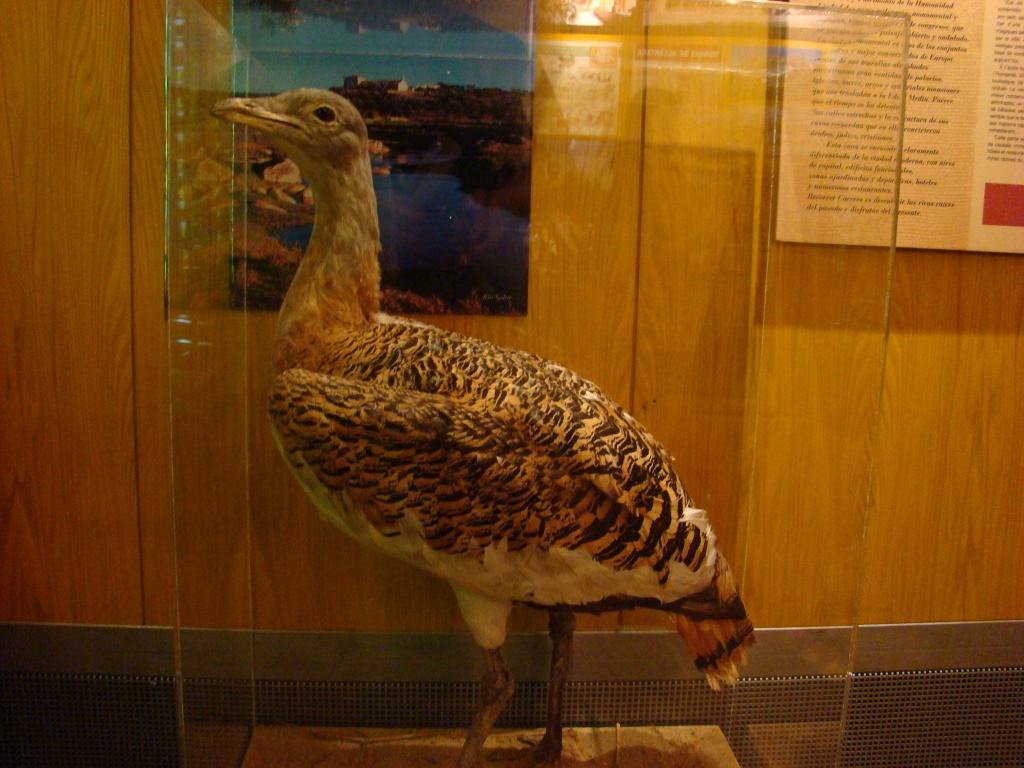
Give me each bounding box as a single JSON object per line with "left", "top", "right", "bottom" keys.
{"left": 270, "top": 367, "right": 614, "bottom": 556}
{"left": 317, "top": 321, "right": 685, "bottom": 505}
{"left": 270, "top": 329, "right": 709, "bottom": 579}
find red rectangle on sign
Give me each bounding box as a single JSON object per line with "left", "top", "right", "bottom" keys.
{"left": 982, "top": 183, "right": 1024, "bottom": 227}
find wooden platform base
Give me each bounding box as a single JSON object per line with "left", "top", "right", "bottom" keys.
{"left": 241, "top": 725, "right": 740, "bottom": 767}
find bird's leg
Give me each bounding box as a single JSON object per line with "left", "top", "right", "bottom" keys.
{"left": 535, "top": 610, "right": 576, "bottom": 764}
{"left": 458, "top": 645, "right": 515, "bottom": 768}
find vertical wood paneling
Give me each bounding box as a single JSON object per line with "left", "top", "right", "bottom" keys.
{"left": 742, "top": 243, "right": 892, "bottom": 628}
{"left": 168, "top": 310, "right": 255, "bottom": 629}
{"left": 164, "top": 0, "right": 255, "bottom": 629}
{"left": 4, "top": 0, "right": 1021, "bottom": 635}
{"left": 131, "top": 0, "right": 176, "bottom": 626}
{"left": 0, "top": 0, "right": 141, "bottom": 623}
{"left": 860, "top": 250, "right": 1024, "bottom": 624}
{"left": 165, "top": 9, "right": 1023, "bottom": 636}
{"left": 627, "top": 147, "right": 756, "bottom": 629}
{"left": 624, "top": 21, "right": 769, "bottom": 628}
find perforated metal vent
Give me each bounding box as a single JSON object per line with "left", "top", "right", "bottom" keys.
{"left": 0, "top": 672, "right": 178, "bottom": 768}
{"left": 4, "top": 626, "right": 1023, "bottom": 768}
{"left": 727, "top": 676, "right": 847, "bottom": 768}
{"left": 247, "top": 676, "right": 848, "bottom": 768}
{"left": 180, "top": 678, "right": 254, "bottom": 767}
{"left": 564, "top": 679, "right": 729, "bottom": 726}
{"left": 839, "top": 668, "right": 1024, "bottom": 768}
{"left": 252, "top": 678, "right": 728, "bottom": 730}
{"left": 183, "top": 678, "right": 253, "bottom": 724}
{"left": 256, "top": 680, "right": 481, "bottom": 728}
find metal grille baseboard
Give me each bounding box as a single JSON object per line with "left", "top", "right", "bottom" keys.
{"left": 178, "top": 675, "right": 847, "bottom": 768}
{"left": 250, "top": 678, "right": 730, "bottom": 730}
{"left": 0, "top": 672, "right": 179, "bottom": 768}
{"left": 7, "top": 671, "right": 1015, "bottom": 768}
{"left": 182, "top": 671, "right": 1023, "bottom": 768}
{"left": 183, "top": 678, "right": 253, "bottom": 724}
{"left": 727, "top": 676, "right": 847, "bottom": 768}
{"left": 839, "top": 667, "right": 1024, "bottom": 768}
{"left": 4, "top": 624, "right": 1023, "bottom": 767}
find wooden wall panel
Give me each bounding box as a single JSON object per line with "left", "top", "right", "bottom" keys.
{"left": 5, "top": 0, "right": 1021, "bottom": 635}
{"left": 741, "top": 243, "right": 893, "bottom": 628}
{"left": 168, "top": 310, "right": 254, "bottom": 629}
{"left": 627, "top": 147, "right": 756, "bottom": 630}
{"left": 860, "top": 250, "right": 1024, "bottom": 624}
{"left": 160, "top": 6, "right": 1024, "bottom": 635}
{"left": 0, "top": 0, "right": 142, "bottom": 623}
{"left": 131, "top": 0, "right": 176, "bottom": 626}
{"left": 624, "top": 24, "right": 767, "bottom": 629}
{"left": 164, "top": 0, "right": 255, "bottom": 629}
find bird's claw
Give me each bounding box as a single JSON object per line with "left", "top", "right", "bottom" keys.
{"left": 485, "top": 732, "right": 561, "bottom": 765}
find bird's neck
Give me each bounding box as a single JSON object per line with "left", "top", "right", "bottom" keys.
{"left": 273, "top": 157, "right": 381, "bottom": 374}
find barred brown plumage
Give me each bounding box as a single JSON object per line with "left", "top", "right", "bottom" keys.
{"left": 214, "top": 88, "right": 754, "bottom": 767}
{"left": 271, "top": 357, "right": 692, "bottom": 571}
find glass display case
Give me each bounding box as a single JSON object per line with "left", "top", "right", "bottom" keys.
{"left": 166, "top": 1, "right": 909, "bottom": 765}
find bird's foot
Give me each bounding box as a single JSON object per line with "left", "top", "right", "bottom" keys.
{"left": 485, "top": 731, "right": 562, "bottom": 765}
{"left": 531, "top": 732, "right": 563, "bottom": 766}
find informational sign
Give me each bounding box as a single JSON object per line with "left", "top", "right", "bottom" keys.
{"left": 777, "top": 0, "right": 1024, "bottom": 253}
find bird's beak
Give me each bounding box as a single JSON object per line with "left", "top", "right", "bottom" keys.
{"left": 211, "top": 96, "right": 302, "bottom": 135}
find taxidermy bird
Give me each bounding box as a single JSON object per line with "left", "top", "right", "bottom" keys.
{"left": 212, "top": 89, "right": 754, "bottom": 767}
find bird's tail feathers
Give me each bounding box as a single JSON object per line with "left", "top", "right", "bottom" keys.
{"left": 675, "top": 554, "right": 755, "bottom": 691}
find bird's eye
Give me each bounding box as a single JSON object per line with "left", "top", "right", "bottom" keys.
{"left": 313, "top": 106, "right": 337, "bottom": 123}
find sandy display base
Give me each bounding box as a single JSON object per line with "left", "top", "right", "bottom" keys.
{"left": 240, "top": 725, "right": 740, "bottom": 767}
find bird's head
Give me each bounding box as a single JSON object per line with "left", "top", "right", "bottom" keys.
{"left": 212, "top": 88, "right": 370, "bottom": 193}
{"left": 212, "top": 89, "right": 382, "bottom": 333}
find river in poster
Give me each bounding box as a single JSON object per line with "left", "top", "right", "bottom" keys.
{"left": 228, "top": 0, "right": 534, "bottom": 315}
